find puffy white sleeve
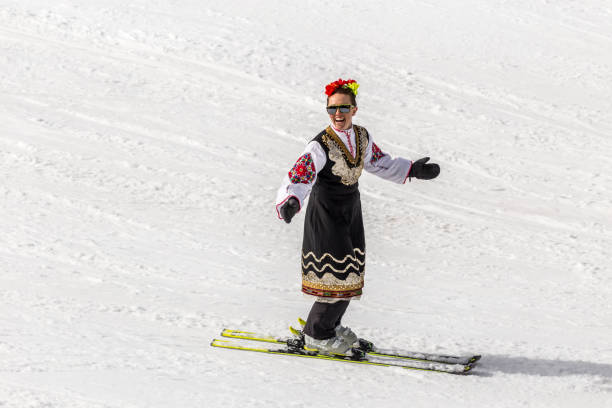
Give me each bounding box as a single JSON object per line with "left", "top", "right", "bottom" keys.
{"left": 275, "top": 141, "right": 326, "bottom": 220}
{"left": 363, "top": 133, "right": 413, "bottom": 184}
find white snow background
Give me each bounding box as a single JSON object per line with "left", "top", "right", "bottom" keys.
{"left": 1, "top": 0, "right": 612, "bottom": 407}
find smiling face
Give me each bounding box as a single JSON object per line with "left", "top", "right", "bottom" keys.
{"left": 327, "top": 92, "right": 357, "bottom": 130}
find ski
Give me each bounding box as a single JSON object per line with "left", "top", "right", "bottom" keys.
{"left": 211, "top": 338, "right": 473, "bottom": 375}
{"left": 295, "top": 317, "right": 480, "bottom": 365}
{"left": 220, "top": 327, "right": 481, "bottom": 366}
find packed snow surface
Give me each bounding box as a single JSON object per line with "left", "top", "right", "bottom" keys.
{"left": 1, "top": 0, "right": 611, "bottom": 407}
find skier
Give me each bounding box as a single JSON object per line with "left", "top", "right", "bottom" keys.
{"left": 276, "top": 78, "right": 440, "bottom": 355}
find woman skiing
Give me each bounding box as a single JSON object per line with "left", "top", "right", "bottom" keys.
{"left": 276, "top": 78, "right": 440, "bottom": 355}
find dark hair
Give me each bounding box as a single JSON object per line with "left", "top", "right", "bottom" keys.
{"left": 327, "top": 87, "right": 357, "bottom": 106}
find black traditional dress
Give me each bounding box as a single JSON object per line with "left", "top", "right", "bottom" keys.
{"left": 276, "top": 124, "right": 412, "bottom": 301}
{"left": 301, "top": 126, "right": 369, "bottom": 299}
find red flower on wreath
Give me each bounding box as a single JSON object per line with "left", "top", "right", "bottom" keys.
{"left": 325, "top": 78, "right": 359, "bottom": 96}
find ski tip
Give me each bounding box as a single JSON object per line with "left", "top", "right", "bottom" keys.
{"left": 221, "top": 328, "right": 248, "bottom": 337}
{"left": 220, "top": 328, "right": 247, "bottom": 339}
{"left": 210, "top": 338, "right": 226, "bottom": 347}
{"left": 471, "top": 355, "right": 482, "bottom": 363}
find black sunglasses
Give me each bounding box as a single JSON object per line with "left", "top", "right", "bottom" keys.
{"left": 326, "top": 104, "right": 354, "bottom": 114}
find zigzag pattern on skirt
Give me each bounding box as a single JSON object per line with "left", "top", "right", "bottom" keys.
{"left": 301, "top": 248, "right": 365, "bottom": 278}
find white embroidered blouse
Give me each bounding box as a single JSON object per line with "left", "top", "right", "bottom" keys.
{"left": 275, "top": 124, "right": 413, "bottom": 219}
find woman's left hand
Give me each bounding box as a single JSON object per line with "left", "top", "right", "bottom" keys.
{"left": 408, "top": 157, "right": 440, "bottom": 180}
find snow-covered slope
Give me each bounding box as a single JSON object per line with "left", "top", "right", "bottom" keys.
{"left": 1, "top": 1, "right": 611, "bottom": 406}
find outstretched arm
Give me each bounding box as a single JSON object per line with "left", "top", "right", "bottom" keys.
{"left": 364, "top": 133, "right": 439, "bottom": 183}
{"left": 275, "top": 141, "right": 326, "bottom": 223}
{"left": 363, "top": 133, "right": 412, "bottom": 183}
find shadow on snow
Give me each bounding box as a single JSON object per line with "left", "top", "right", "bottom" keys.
{"left": 474, "top": 355, "right": 612, "bottom": 378}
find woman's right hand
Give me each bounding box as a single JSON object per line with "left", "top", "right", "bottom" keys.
{"left": 280, "top": 197, "right": 300, "bottom": 224}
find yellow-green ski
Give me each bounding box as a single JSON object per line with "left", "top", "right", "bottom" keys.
{"left": 210, "top": 339, "right": 473, "bottom": 375}
{"left": 221, "top": 324, "right": 481, "bottom": 366}
{"left": 220, "top": 329, "right": 286, "bottom": 344}
{"left": 295, "top": 319, "right": 481, "bottom": 365}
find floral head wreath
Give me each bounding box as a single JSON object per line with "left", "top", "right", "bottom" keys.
{"left": 325, "top": 78, "right": 359, "bottom": 97}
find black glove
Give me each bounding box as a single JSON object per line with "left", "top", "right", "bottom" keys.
{"left": 280, "top": 197, "right": 300, "bottom": 224}
{"left": 408, "top": 157, "right": 440, "bottom": 181}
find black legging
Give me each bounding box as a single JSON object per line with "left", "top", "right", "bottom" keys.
{"left": 303, "top": 300, "right": 350, "bottom": 339}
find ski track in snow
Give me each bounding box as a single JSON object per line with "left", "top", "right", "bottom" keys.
{"left": 1, "top": 1, "right": 611, "bottom": 407}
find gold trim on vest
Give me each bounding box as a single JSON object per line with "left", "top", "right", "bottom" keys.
{"left": 322, "top": 126, "right": 368, "bottom": 186}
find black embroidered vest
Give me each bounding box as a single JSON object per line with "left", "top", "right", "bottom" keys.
{"left": 311, "top": 125, "right": 369, "bottom": 197}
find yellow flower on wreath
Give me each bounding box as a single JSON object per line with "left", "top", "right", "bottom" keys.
{"left": 344, "top": 81, "right": 359, "bottom": 96}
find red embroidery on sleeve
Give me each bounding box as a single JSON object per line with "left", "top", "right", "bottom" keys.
{"left": 370, "top": 143, "right": 385, "bottom": 163}
{"left": 288, "top": 153, "right": 316, "bottom": 184}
